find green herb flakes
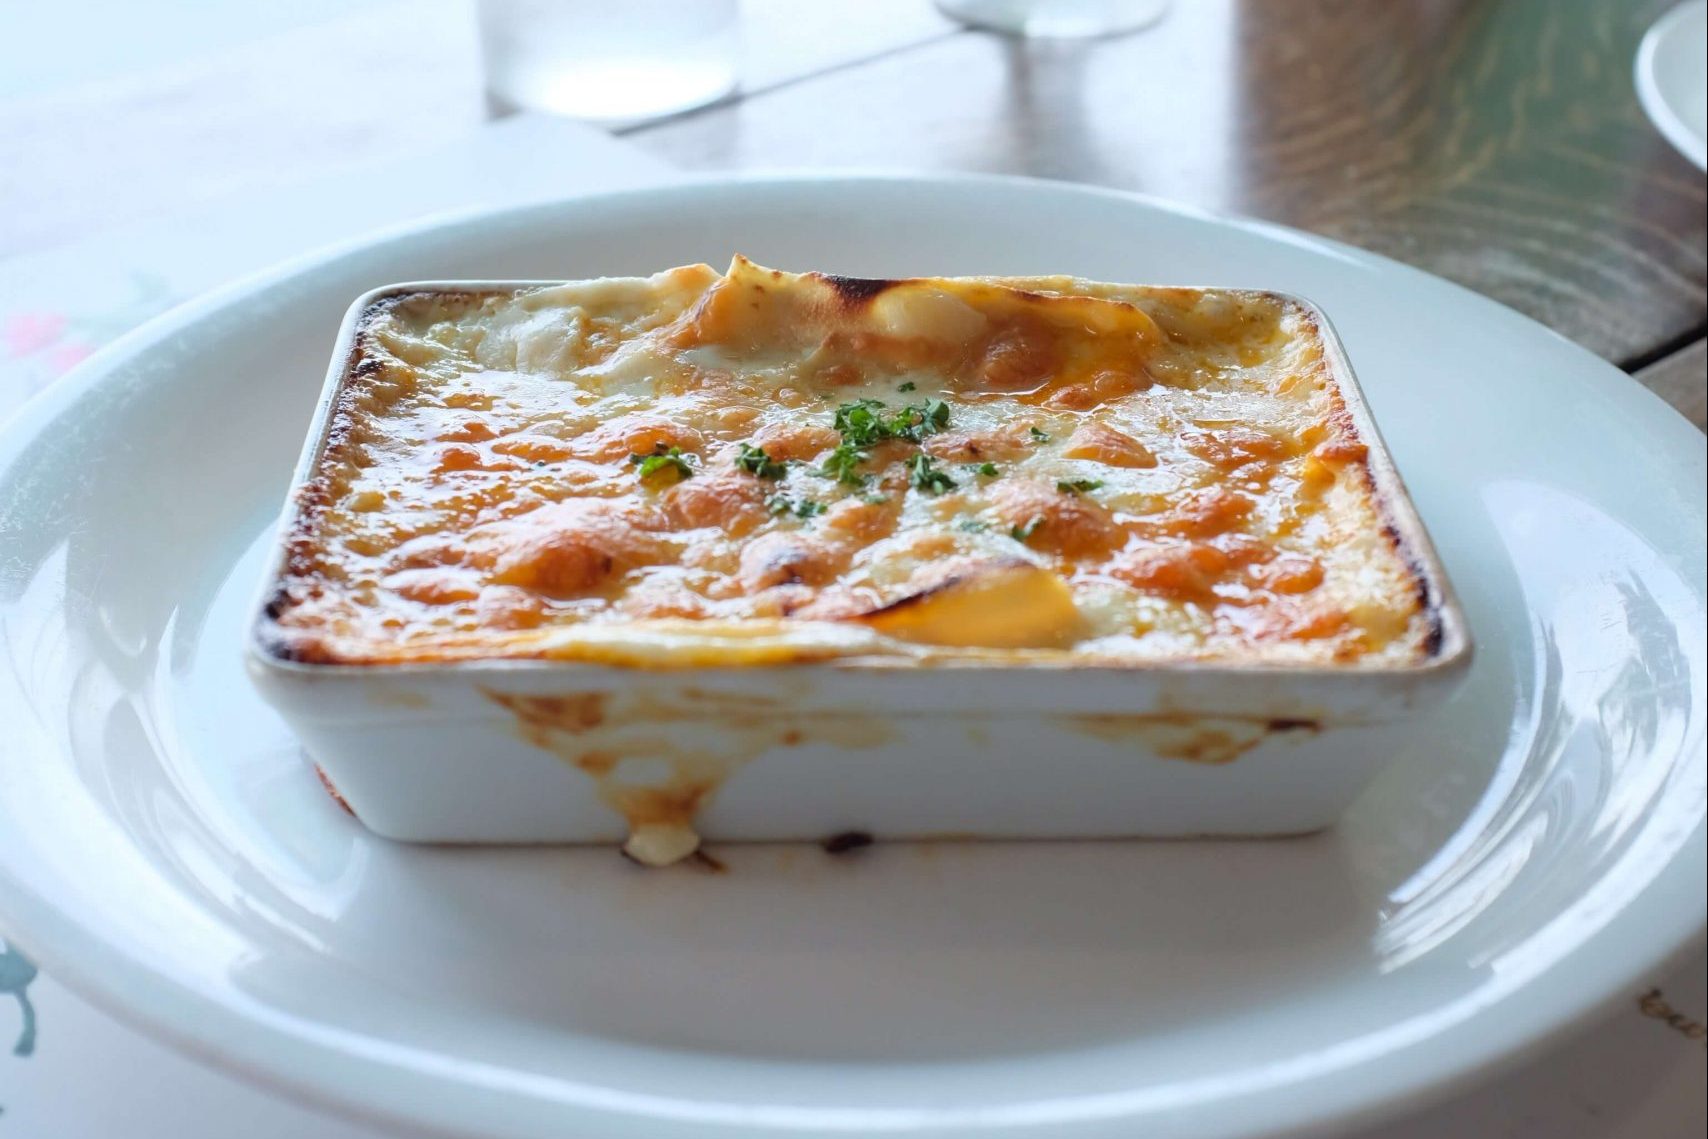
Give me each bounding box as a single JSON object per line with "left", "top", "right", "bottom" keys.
{"left": 832, "top": 399, "right": 890, "bottom": 447}
{"left": 735, "top": 443, "right": 788, "bottom": 479}
{"left": 630, "top": 445, "right": 695, "bottom": 484}
{"left": 817, "top": 443, "right": 871, "bottom": 486}
{"left": 1010, "top": 516, "right": 1044, "bottom": 542}
{"left": 895, "top": 398, "right": 951, "bottom": 441}
{"left": 767, "top": 494, "right": 826, "bottom": 519}
{"left": 907, "top": 453, "right": 957, "bottom": 494}
{"left": 831, "top": 397, "right": 951, "bottom": 448}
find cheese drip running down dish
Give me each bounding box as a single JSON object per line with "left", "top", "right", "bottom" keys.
{"left": 261, "top": 258, "right": 1438, "bottom": 669}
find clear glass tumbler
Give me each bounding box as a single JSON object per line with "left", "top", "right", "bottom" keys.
{"left": 935, "top": 0, "right": 1169, "bottom": 38}
{"left": 478, "top": 0, "right": 738, "bottom": 126}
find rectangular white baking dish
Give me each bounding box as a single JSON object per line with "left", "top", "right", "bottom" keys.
{"left": 247, "top": 281, "right": 1472, "bottom": 864}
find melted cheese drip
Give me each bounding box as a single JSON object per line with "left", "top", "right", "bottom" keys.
{"left": 264, "top": 258, "right": 1433, "bottom": 667}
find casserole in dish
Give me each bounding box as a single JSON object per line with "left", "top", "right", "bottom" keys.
{"left": 249, "top": 259, "right": 1470, "bottom": 865}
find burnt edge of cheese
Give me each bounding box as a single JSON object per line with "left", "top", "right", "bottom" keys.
{"left": 262, "top": 635, "right": 327, "bottom": 664}
{"left": 1342, "top": 425, "right": 1450, "bottom": 664}
{"left": 1305, "top": 356, "right": 1453, "bottom": 666}
{"left": 264, "top": 300, "right": 455, "bottom": 665}
{"left": 815, "top": 273, "right": 903, "bottom": 305}
{"left": 365, "top": 287, "right": 501, "bottom": 322}
{"left": 856, "top": 570, "right": 978, "bottom": 618}
{"left": 821, "top": 830, "right": 875, "bottom": 854}
{"left": 257, "top": 587, "right": 323, "bottom": 662}
{"left": 313, "top": 764, "right": 357, "bottom": 816}
{"left": 690, "top": 849, "right": 728, "bottom": 873}
{"left": 1388, "top": 520, "right": 1448, "bottom": 660}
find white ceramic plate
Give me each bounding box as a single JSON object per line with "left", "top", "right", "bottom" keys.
{"left": 1636, "top": 2, "right": 1708, "bottom": 170}
{"left": 0, "top": 176, "right": 1702, "bottom": 1139}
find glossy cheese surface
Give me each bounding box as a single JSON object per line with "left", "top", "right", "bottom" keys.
{"left": 263, "top": 259, "right": 1436, "bottom": 667}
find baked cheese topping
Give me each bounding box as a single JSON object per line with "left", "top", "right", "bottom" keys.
{"left": 263, "top": 258, "right": 1436, "bottom": 667}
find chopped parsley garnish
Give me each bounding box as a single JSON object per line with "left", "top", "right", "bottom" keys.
{"left": 860, "top": 492, "right": 890, "bottom": 504}
{"left": 1056, "top": 478, "right": 1104, "bottom": 496}
{"left": 630, "top": 444, "right": 695, "bottom": 483}
{"left": 1029, "top": 426, "right": 1051, "bottom": 442}
{"left": 817, "top": 443, "right": 871, "bottom": 486}
{"left": 832, "top": 399, "right": 890, "bottom": 447}
{"left": 831, "top": 397, "right": 951, "bottom": 448}
{"left": 1009, "top": 516, "right": 1044, "bottom": 542}
{"left": 734, "top": 443, "right": 788, "bottom": 479}
{"left": 897, "top": 381, "right": 917, "bottom": 392}
{"left": 966, "top": 461, "right": 1000, "bottom": 478}
{"left": 893, "top": 398, "right": 951, "bottom": 441}
{"left": 817, "top": 399, "right": 957, "bottom": 491}
{"left": 907, "top": 453, "right": 957, "bottom": 494}
{"left": 767, "top": 494, "right": 826, "bottom": 519}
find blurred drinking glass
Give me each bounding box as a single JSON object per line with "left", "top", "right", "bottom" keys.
{"left": 478, "top": 0, "right": 738, "bottom": 125}
{"left": 935, "top": 0, "right": 1169, "bottom": 38}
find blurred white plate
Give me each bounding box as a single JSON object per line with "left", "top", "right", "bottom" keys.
{"left": 0, "top": 175, "right": 1702, "bottom": 1139}
{"left": 1636, "top": 2, "right": 1708, "bottom": 170}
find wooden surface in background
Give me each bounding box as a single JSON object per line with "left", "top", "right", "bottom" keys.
{"left": 627, "top": 0, "right": 1707, "bottom": 369}
{"left": 1637, "top": 339, "right": 1708, "bottom": 428}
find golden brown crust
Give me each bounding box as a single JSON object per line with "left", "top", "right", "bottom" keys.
{"left": 260, "top": 261, "right": 1436, "bottom": 668}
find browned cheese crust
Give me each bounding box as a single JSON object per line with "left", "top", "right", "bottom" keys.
{"left": 261, "top": 259, "right": 1436, "bottom": 668}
